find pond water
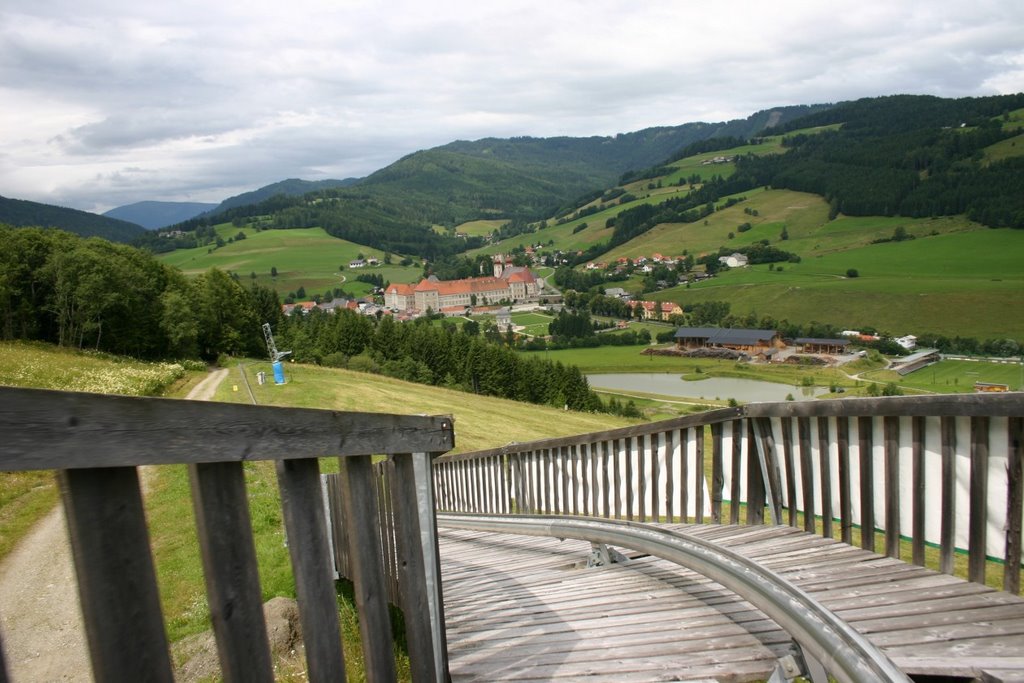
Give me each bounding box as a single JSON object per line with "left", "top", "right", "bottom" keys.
{"left": 586, "top": 372, "right": 828, "bottom": 403}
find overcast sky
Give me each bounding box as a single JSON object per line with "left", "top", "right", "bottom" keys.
{"left": 2, "top": 0, "right": 1022, "bottom": 213}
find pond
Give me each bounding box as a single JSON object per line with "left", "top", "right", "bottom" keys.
{"left": 586, "top": 372, "right": 828, "bottom": 403}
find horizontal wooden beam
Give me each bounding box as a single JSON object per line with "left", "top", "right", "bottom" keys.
{"left": 0, "top": 386, "right": 454, "bottom": 471}
{"left": 438, "top": 394, "right": 1024, "bottom": 463}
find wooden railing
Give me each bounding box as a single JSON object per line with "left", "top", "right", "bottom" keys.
{"left": 433, "top": 393, "right": 1024, "bottom": 594}
{"left": 0, "top": 386, "right": 454, "bottom": 683}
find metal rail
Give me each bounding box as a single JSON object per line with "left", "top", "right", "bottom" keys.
{"left": 437, "top": 513, "right": 912, "bottom": 683}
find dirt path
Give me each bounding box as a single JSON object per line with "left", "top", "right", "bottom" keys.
{"left": 0, "top": 369, "right": 229, "bottom": 682}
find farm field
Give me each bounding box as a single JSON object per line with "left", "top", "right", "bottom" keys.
{"left": 158, "top": 225, "right": 422, "bottom": 299}
{"left": 864, "top": 359, "right": 1024, "bottom": 392}
{"left": 656, "top": 228, "right": 1024, "bottom": 339}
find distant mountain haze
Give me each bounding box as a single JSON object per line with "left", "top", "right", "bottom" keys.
{"left": 103, "top": 201, "right": 218, "bottom": 229}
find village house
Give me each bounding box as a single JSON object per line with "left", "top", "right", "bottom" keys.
{"left": 630, "top": 300, "right": 683, "bottom": 321}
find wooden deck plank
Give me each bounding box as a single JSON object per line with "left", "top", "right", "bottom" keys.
{"left": 439, "top": 523, "right": 1024, "bottom": 681}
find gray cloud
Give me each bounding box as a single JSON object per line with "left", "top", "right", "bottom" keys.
{"left": 1, "top": 0, "right": 1021, "bottom": 213}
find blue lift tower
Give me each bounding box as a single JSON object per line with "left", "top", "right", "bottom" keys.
{"left": 262, "top": 322, "right": 292, "bottom": 384}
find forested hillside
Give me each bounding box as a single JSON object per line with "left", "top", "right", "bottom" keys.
{"left": 741, "top": 94, "right": 1024, "bottom": 227}
{"left": 0, "top": 196, "right": 146, "bottom": 243}
{"left": 0, "top": 226, "right": 279, "bottom": 359}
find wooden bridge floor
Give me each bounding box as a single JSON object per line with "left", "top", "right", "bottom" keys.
{"left": 438, "top": 523, "right": 1024, "bottom": 682}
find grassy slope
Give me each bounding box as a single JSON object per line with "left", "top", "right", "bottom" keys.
{"left": 662, "top": 226, "right": 1024, "bottom": 338}
{"left": 0, "top": 342, "right": 191, "bottom": 562}
{"left": 149, "top": 359, "right": 639, "bottom": 645}
{"left": 158, "top": 225, "right": 423, "bottom": 298}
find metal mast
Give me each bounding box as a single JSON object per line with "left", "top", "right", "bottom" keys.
{"left": 262, "top": 323, "right": 291, "bottom": 362}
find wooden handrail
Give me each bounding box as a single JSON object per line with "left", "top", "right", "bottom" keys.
{"left": 0, "top": 386, "right": 455, "bottom": 683}
{"left": 433, "top": 393, "right": 1024, "bottom": 594}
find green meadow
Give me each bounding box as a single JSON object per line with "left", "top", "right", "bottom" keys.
{"left": 159, "top": 225, "right": 422, "bottom": 299}
{"left": 660, "top": 227, "right": 1024, "bottom": 338}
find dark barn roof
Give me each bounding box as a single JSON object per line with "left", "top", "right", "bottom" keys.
{"left": 674, "top": 328, "right": 778, "bottom": 346}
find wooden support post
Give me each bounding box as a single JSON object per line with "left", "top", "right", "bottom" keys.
{"left": 711, "top": 423, "right": 723, "bottom": 524}
{"left": 189, "top": 461, "right": 274, "bottom": 683}
{"left": 390, "top": 454, "right": 450, "bottom": 683}
{"left": 338, "top": 455, "right": 397, "bottom": 683}
{"left": 276, "top": 458, "right": 347, "bottom": 683}
{"left": 59, "top": 467, "right": 173, "bottom": 683}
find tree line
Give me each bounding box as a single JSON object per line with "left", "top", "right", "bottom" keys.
{"left": 277, "top": 310, "right": 608, "bottom": 413}
{"left": 0, "top": 226, "right": 281, "bottom": 360}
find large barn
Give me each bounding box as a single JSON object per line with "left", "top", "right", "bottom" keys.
{"left": 673, "top": 327, "right": 783, "bottom": 353}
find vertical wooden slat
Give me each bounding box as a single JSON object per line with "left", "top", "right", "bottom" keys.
{"left": 585, "top": 444, "right": 593, "bottom": 511}
{"left": 543, "top": 448, "right": 553, "bottom": 514}
{"left": 379, "top": 463, "right": 400, "bottom": 604}
{"left": 711, "top": 423, "right": 723, "bottom": 524}
{"left": 911, "top": 416, "right": 927, "bottom": 566}
{"left": 746, "top": 420, "right": 766, "bottom": 525}
{"left": 1005, "top": 417, "right": 1023, "bottom": 594}
{"left": 817, "top": 416, "right": 833, "bottom": 539}
{"left": 884, "top": 416, "right": 901, "bottom": 559}
{"left": 665, "top": 429, "right": 676, "bottom": 522}
{"left": 652, "top": 433, "right": 661, "bottom": 523}
{"left": 858, "top": 416, "right": 876, "bottom": 552}
{"left": 837, "top": 417, "right": 853, "bottom": 545}
{"left": 499, "top": 454, "right": 509, "bottom": 514}
{"left": 613, "top": 438, "right": 623, "bottom": 519}
{"left": 968, "top": 416, "right": 990, "bottom": 584}
{"left": 598, "top": 444, "right": 606, "bottom": 518}
{"left": 326, "top": 474, "right": 350, "bottom": 579}
{"left": 753, "top": 418, "right": 782, "bottom": 525}
{"left": 798, "top": 417, "right": 815, "bottom": 533}
{"left": 730, "top": 420, "right": 742, "bottom": 525}
{"left": 338, "top": 456, "right": 397, "bottom": 682}
{"left": 637, "top": 435, "right": 647, "bottom": 522}
{"left": 276, "top": 458, "right": 347, "bottom": 683}
{"left": 189, "top": 461, "right": 274, "bottom": 683}
{"left": 59, "top": 467, "right": 173, "bottom": 683}
{"left": 624, "top": 437, "right": 635, "bottom": 520}
{"left": 781, "top": 417, "right": 798, "bottom": 527}
{"left": 940, "top": 416, "right": 957, "bottom": 574}
{"left": 680, "top": 428, "right": 690, "bottom": 523}
{"left": 390, "top": 454, "right": 449, "bottom": 683}
{"left": 695, "top": 425, "right": 705, "bottom": 524}
{"left": 561, "top": 445, "right": 572, "bottom": 516}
